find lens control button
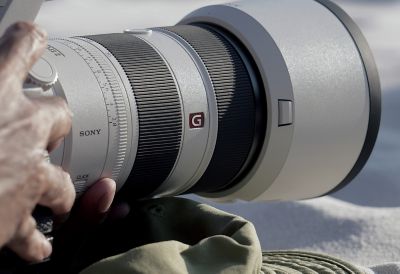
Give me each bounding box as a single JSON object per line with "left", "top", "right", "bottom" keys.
{"left": 123, "top": 29, "right": 152, "bottom": 35}
{"left": 28, "top": 56, "right": 58, "bottom": 90}
{"left": 278, "top": 100, "right": 293, "bottom": 126}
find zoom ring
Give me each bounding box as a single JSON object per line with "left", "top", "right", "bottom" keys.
{"left": 86, "top": 34, "right": 182, "bottom": 198}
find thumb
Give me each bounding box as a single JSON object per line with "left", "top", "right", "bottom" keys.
{"left": 0, "top": 22, "right": 47, "bottom": 94}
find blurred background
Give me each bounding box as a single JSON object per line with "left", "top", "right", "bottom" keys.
{"left": 37, "top": 0, "right": 400, "bottom": 266}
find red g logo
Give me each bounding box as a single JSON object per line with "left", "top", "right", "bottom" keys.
{"left": 189, "top": 112, "right": 205, "bottom": 129}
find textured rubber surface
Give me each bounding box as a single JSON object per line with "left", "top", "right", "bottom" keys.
{"left": 262, "top": 251, "right": 365, "bottom": 273}
{"left": 165, "top": 25, "right": 256, "bottom": 193}
{"left": 85, "top": 34, "right": 182, "bottom": 198}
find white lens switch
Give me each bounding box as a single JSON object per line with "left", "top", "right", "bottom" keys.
{"left": 278, "top": 100, "right": 293, "bottom": 126}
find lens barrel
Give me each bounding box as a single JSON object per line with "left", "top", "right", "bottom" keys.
{"left": 84, "top": 24, "right": 265, "bottom": 198}
{"left": 42, "top": 0, "right": 380, "bottom": 202}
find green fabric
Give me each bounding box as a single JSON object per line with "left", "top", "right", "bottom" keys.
{"left": 80, "top": 197, "right": 365, "bottom": 274}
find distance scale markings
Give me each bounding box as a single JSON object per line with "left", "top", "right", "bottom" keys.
{"left": 54, "top": 38, "right": 128, "bottom": 190}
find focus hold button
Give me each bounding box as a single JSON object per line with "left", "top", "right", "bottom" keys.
{"left": 27, "top": 56, "right": 58, "bottom": 90}
{"left": 123, "top": 29, "right": 152, "bottom": 35}
{"left": 278, "top": 100, "right": 293, "bottom": 126}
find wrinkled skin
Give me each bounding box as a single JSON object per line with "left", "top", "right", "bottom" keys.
{"left": 0, "top": 22, "right": 117, "bottom": 262}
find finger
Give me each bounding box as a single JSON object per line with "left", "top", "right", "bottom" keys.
{"left": 106, "top": 202, "right": 131, "bottom": 222}
{"left": 33, "top": 96, "right": 73, "bottom": 144}
{"left": 38, "top": 162, "right": 75, "bottom": 215}
{"left": 47, "top": 137, "right": 63, "bottom": 153}
{"left": 53, "top": 179, "right": 116, "bottom": 233}
{"left": 7, "top": 216, "right": 52, "bottom": 262}
{"left": 0, "top": 22, "right": 47, "bottom": 92}
{"left": 80, "top": 178, "right": 116, "bottom": 216}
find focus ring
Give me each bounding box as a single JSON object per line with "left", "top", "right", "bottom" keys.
{"left": 85, "top": 34, "right": 182, "bottom": 198}
{"left": 165, "top": 25, "right": 256, "bottom": 193}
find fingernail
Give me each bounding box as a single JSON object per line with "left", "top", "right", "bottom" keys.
{"left": 33, "top": 25, "right": 47, "bottom": 40}
{"left": 98, "top": 192, "right": 114, "bottom": 213}
{"left": 53, "top": 212, "right": 70, "bottom": 227}
{"left": 41, "top": 237, "right": 52, "bottom": 260}
{"left": 68, "top": 108, "right": 74, "bottom": 118}
{"left": 96, "top": 179, "right": 116, "bottom": 213}
{"left": 30, "top": 25, "right": 47, "bottom": 52}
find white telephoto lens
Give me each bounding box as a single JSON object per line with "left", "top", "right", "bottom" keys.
{"left": 27, "top": 0, "right": 379, "bottom": 202}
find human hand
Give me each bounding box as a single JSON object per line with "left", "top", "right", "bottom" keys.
{"left": 47, "top": 178, "right": 131, "bottom": 273}
{"left": 0, "top": 22, "right": 75, "bottom": 262}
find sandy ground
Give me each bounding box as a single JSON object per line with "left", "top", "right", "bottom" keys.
{"left": 37, "top": 0, "right": 400, "bottom": 268}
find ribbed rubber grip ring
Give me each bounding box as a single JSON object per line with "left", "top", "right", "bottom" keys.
{"left": 85, "top": 34, "right": 182, "bottom": 198}
{"left": 164, "top": 25, "right": 256, "bottom": 193}
{"left": 262, "top": 251, "right": 365, "bottom": 273}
